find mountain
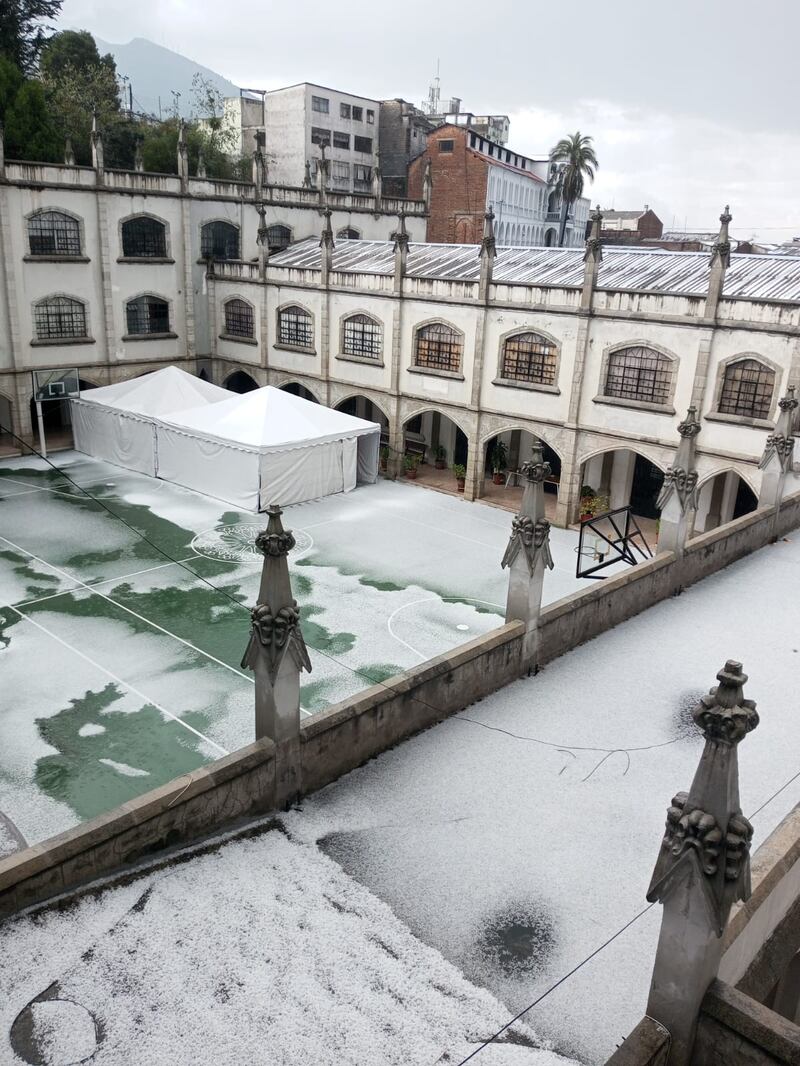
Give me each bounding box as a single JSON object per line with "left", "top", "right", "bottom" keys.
{"left": 94, "top": 37, "right": 239, "bottom": 118}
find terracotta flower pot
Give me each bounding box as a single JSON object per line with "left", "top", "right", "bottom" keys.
{"left": 435, "top": 460, "right": 446, "bottom": 469}
{"left": 580, "top": 512, "right": 593, "bottom": 522}
{"left": 405, "top": 468, "right": 418, "bottom": 479}
{"left": 492, "top": 471, "right": 505, "bottom": 485}
{"left": 457, "top": 477, "right": 465, "bottom": 492}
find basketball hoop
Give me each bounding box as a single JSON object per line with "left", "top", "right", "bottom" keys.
{"left": 576, "top": 506, "right": 653, "bottom": 579}
{"left": 31, "top": 369, "right": 80, "bottom": 459}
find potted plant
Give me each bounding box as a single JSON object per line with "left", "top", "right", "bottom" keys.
{"left": 452, "top": 463, "right": 466, "bottom": 492}
{"left": 404, "top": 453, "right": 421, "bottom": 479}
{"left": 489, "top": 440, "right": 508, "bottom": 485}
{"left": 380, "top": 445, "right": 390, "bottom": 472}
{"left": 579, "top": 484, "right": 596, "bottom": 521}
{"left": 592, "top": 491, "right": 610, "bottom": 515}
{"left": 433, "top": 444, "right": 447, "bottom": 470}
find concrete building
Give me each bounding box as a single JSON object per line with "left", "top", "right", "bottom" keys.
{"left": 264, "top": 82, "right": 380, "bottom": 192}
{"left": 378, "top": 99, "right": 435, "bottom": 198}
{"left": 428, "top": 106, "right": 510, "bottom": 145}
{"left": 219, "top": 94, "right": 266, "bottom": 158}
{"left": 205, "top": 207, "right": 800, "bottom": 536}
{"left": 0, "top": 129, "right": 427, "bottom": 447}
{"left": 408, "top": 124, "right": 590, "bottom": 247}
{"left": 646, "top": 230, "right": 754, "bottom": 254}
{"left": 600, "top": 206, "right": 663, "bottom": 241}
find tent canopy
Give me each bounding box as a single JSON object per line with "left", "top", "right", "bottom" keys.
{"left": 161, "top": 385, "right": 379, "bottom": 453}
{"left": 77, "top": 366, "right": 228, "bottom": 416}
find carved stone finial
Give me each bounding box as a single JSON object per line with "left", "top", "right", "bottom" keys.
{"left": 64, "top": 137, "right": 75, "bottom": 166}
{"left": 319, "top": 206, "right": 335, "bottom": 251}
{"left": 657, "top": 407, "right": 702, "bottom": 514}
{"left": 678, "top": 406, "right": 701, "bottom": 438}
{"left": 481, "top": 207, "right": 497, "bottom": 260}
{"left": 759, "top": 385, "right": 797, "bottom": 472}
{"left": 647, "top": 659, "right": 758, "bottom": 935}
{"left": 133, "top": 139, "right": 144, "bottom": 172}
{"left": 710, "top": 204, "right": 732, "bottom": 270}
{"left": 583, "top": 205, "right": 603, "bottom": 263}
{"left": 196, "top": 147, "right": 206, "bottom": 178}
{"left": 779, "top": 384, "right": 798, "bottom": 413}
{"left": 520, "top": 441, "right": 551, "bottom": 484}
{"left": 255, "top": 504, "right": 296, "bottom": 557}
{"left": 303, "top": 160, "right": 313, "bottom": 189}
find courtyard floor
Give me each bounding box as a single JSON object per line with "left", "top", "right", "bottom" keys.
{"left": 0, "top": 451, "right": 593, "bottom": 851}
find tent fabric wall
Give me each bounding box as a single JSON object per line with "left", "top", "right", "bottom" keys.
{"left": 356, "top": 432, "right": 379, "bottom": 486}
{"left": 71, "top": 400, "right": 157, "bottom": 475}
{"left": 155, "top": 427, "right": 261, "bottom": 511}
{"left": 259, "top": 439, "right": 356, "bottom": 509}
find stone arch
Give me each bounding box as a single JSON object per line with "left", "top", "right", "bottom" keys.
{"left": 544, "top": 228, "right": 557, "bottom": 247}
{"left": 0, "top": 389, "right": 14, "bottom": 440}
{"left": 578, "top": 445, "right": 667, "bottom": 522}
{"left": 334, "top": 390, "right": 391, "bottom": 425}
{"left": 274, "top": 378, "right": 322, "bottom": 403}
{"left": 479, "top": 421, "right": 564, "bottom": 461}
{"left": 223, "top": 369, "right": 259, "bottom": 393}
{"left": 693, "top": 466, "right": 759, "bottom": 534}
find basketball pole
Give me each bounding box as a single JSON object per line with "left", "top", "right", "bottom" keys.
{"left": 35, "top": 400, "right": 47, "bottom": 459}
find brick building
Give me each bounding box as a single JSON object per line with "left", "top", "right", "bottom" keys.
{"left": 599, "top": 206, "right": 663, "bottom": 242}
{"left": 408, "top": 125, "right": 589, "bottom": 247}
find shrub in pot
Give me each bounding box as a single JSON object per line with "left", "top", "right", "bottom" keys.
{"left": 489, "top": 441, "right": 508, "bottom": 485}
{"left": 380, "top": 445, "right": 390, "bottom": 472}
{"left": 433, "top": 444, "right": 447, "bottom": 470}
{"left": 404, "top": 454, "right": 420, "bottom": 479}
{"left": 452, "top": 463, "right": 466, "bottom": 492}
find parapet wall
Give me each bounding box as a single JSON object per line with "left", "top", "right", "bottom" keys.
{"left": 2, "top": 493, "right": 800, "bottom": 921}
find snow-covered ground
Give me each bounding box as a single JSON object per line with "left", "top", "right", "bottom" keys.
{"left": 0, "top": 828, "right": 579, "bottom": 1066}
{"left": 284, "top": 530, "right": 800, "bottom": 1063}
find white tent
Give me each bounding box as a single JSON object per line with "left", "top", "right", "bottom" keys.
{"left": 70, "top": 367, "right": 228, "bottom": 475}
{"left": 155, "top": 386, "right": 381, "bottom": 510}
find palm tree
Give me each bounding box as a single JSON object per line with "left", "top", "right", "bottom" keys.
{"left": 548, "top": 132, "right": 599, "bottom": 247}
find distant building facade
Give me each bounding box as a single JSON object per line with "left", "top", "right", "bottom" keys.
{"left": 378, "top": 99, "right": 435, "bottom": 198}
{"left": 264, "top": 82, "right": 380, "bottom": 193}
{"left": 408, "top": 124, "right": 589, "bottom": 247}
{"left": 600, "top": 207, "right": 663, "bottom": 241}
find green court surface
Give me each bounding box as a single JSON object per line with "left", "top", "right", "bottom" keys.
{"left": 0, "top": 452, "right": 584, "bottom": 850}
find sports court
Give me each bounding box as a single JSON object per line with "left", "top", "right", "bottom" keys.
{"left": 0, "top": 451, "right": 592, "bottom": 851}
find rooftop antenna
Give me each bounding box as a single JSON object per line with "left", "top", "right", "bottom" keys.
{"left": 171, "top": 89, "right": 181, "bottom": 118}
{"left": 423, "top": 59, "right": 441, "bottom": 115}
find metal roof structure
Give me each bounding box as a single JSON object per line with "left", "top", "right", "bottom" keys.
{"left": 270, "top": 238, "right": 800, "bottom": 303}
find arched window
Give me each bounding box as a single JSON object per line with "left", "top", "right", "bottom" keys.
{"left": 33, "top": 296, "right": 87, "bottom": 340}
{"left": 718, "top": 358, "right": 775, "bottom": 420}
{"left": 122, "top": 216, "right": 167, "bottom": 258}
{"left": 224, "top": 298, "right": 254, "bottom": 339}
{"left": 126, "top": 295, "right": 170, "bottom": 336}
{"left": 277, "top": 305, "right": 313, "bottom": 349}
{"left": 266, "top": 225, "right": 291, "bottom": 254}
{"left": 337, "top": 227, "right": 360, "bottom": 240}
{"left": 414, "top": 322, "right": 462, "bottom": 374}
{"left": 200, "top": 221, "right": 239, "bottom": 260}
{"left": 501, "top": 332, "right": 558, "bottom": 386}
{"left": 342, "top": 313, "right": 382, "bottom": 360}
{"left": 604, "top": 345, "right": 673, "bottom": 406}
{"left": 28, "top": 211, "right": 81, "bottom": 256}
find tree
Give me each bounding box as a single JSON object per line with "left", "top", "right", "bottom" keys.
{"left": 40, "top": 30, "right": 120, "bottom": 165}
{"left": 4, "top": 75, "right": 60, "bottom": 160}
{"left": 0, "top": 0, "right": 62, "bottom": 75}
{"left": 548, "top": 132, "right": 599, "bottom": 247}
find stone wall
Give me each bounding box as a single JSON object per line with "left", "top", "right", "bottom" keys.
{"left": 693, "top": 981, "right": 800, "bottom": 1065}
{"left": 604, "top": 1017, "right": 671, "bottom": 1065}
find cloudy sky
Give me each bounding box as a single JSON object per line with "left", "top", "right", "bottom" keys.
{"left": 58, "top": 0, "right": 799, "bottom": 242}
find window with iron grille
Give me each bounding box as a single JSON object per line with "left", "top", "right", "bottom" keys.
{"left": 354, "top": 135, "right": 372, "bottom": 153}
{"left": 366, "top": 109, "right": 375, "bottom": 124}
{"left": 337, "top": 227, "right": 360, "bottom": 239}
{"left": 352, "top": 106, "right": 363, "bottom": 121}
{"left": 28, "top": 211, "right": 81, "bottom": 256}
{"left": 333, "top": 131, "right": 350, "bottom": 149}
{"left": 34, "top": 296, "right": 87, "bottom": 340}
{"left": 126, "top": 295, "right": 170, "bottom": 335}
{"left": 121, "top": 216, "right": 167, "bottom": 258}
{"left": 266, "top": 224, "right": 291, "bottom": 253}
{"left": 311, "top": 126, "right": 331, "bottom": 146}
{"left": 312, "top": 95, "right": 329, "bottom": 113}
{"left": 438, "top": 139, "right": 454, "bottom": 153}
{"left": 224, "top": 299, "right": 254, "bottom": 338}
{"left": 200, "top": 221, "right": 239, "bottom": 260}
{"left": 342, "top": 314, "right": 382, "bottom": 359}
{"left": 414, "top": 323, "right": 462, "bottom": 373}
{"left": 340, "top": 103, "right": 351, "bottom": 119}
{"left": 278, "top": 305, "right": 313, "bottom": 348}
{"left": 604, "top": 346, "right": 672, "bottom": 405}
{"left": 501, "top": 332, "right": 557, "bottom": 385}
{"left": 718, "top": 358, "right": 775, "bottom": 420}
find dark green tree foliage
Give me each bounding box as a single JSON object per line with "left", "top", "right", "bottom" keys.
{"left": 0, "top": 0, "right": 61, "bottom": 74}
{"left": 40, "top": 30, "right": 120, "bottom": 165}
{"left": 0, "top": 54, "right": 60, "bottom": 161}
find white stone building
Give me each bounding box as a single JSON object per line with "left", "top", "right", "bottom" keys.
{"left": 264, "top": 82, "right": 380, "bottom": 193}
{"left": 204, "top": 210, "right": 800, "bottom": 531}
{"left": 0, "top": 136, "right": 427, "bottom": 444}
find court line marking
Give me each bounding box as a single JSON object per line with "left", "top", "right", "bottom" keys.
{"left": 0, "top": 474, "right": 82, "bottom": 499}
{"left": 386, "top": 594, "right": 506, "bottom": 661}
{"left": 7, "top": 605, "right": 230, "bottom": 757}
{"left": 9, "top": 555, "right": 201, "bottom": 611}
{"left": 0, "top": 533, "right": 255, "bottom": 686}
{"left": 0, "top": 487, "right": 53, "bottom": 500}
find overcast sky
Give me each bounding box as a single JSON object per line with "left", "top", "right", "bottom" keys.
{"left": 58, "top": 0, "right": 800, "bottom": 242}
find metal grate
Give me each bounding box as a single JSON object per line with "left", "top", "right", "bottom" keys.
{"left": 604, "top": 346, "right": 672, "bottom": 405}
{"left": 224, "top": 299, "right": 254, "bottom": 338}
{"left": 266, "top": 225, "right": 291, "bottom": 253}
{"left": 126, "top": 295, "right": 169, "bottom": 335}
{"left": 278, "top": 305, "right": 313, "bottom": 348}
{"left": 342, "top": 314, "right": 382, "bottom": 359}
{"left": 122, "top": 217, "right": 167, "bottom": 258}
{"left": 415, "top": 323, "right": 462, "bottom": 373}
{"left": 28, "top": 212, "right": 81, "bottom": 256}
{"left": 201, "top": 221, "right": 239, "bottom": 260}
{"left": 501, "top": 332, "right": 557, "bottom": 385}
{"left": 719, "top": 359, "right": 775, "bottom": 420}
{"left": 34, "top": 296, "right": 87, "bottom": 340}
